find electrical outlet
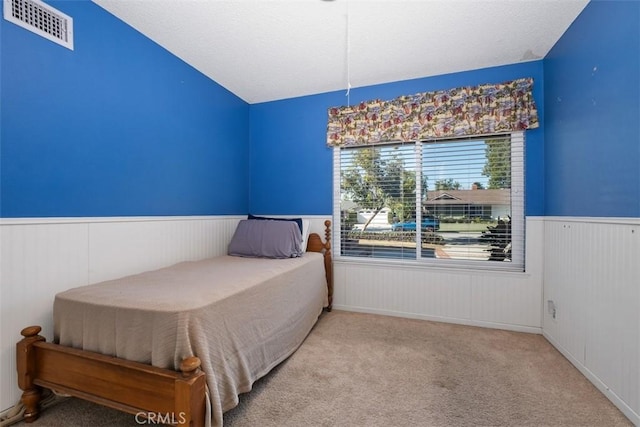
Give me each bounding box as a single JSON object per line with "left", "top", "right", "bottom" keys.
{"left": 547, "top": 300, "right": 557, "bottom": 320}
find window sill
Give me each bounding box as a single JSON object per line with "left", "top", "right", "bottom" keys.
{"left": 334, "top": 255, "right": 528, "bottom": 277}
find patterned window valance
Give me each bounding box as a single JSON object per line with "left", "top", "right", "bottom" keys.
{"left": 326, "top": 77, "right": 539, "bottom": 147}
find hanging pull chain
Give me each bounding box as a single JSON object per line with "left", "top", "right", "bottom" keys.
{"left": 345, "top": 0, "right": 351, "bottom": 105}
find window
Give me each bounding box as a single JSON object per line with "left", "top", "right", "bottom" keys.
{"left": 333, "top": 132, "right": 525, "bottom": 271}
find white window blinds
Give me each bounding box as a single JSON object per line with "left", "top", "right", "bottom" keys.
{"left": 333, "top": 132, "right": 525, "bottom": 271}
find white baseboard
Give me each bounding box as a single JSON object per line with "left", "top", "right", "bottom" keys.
{"left": 333, "top": 305, "right": 543, "bottom": 334}
{"left": 544, "top": 332, "right": 639, "bottom": 426}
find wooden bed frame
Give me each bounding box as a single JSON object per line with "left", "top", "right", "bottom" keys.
{"left": 16, "top": 220, "right": 333, "bottom": 426}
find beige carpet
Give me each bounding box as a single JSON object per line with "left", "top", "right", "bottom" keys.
{"left": 14, "top": 310, "right": 632, "bottom": 427}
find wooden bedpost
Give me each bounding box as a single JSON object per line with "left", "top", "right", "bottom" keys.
{"left": 175, "top": 357, "right": 206, "bottom": 427}
{"left": 324, "top": 220, "right": 333, "bottom": 311}
{"left": 306, "top": 220, "right": 334, "bottom": 311}
{"left": 17, "top": 326, "right": 46, "bottom": 423}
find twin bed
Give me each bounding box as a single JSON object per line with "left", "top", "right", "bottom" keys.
{"left": 17, "top": 219, "right": 333, "bottom": 427}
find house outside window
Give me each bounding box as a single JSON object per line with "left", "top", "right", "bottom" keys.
{"left": 333, "top": 132, "right": 525, "bottom": 272}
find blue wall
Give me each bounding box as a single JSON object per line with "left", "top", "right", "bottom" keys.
{"left": 1, "top": 0, "right": 249, "bottom": 217}
{"left": 249, "top": 61, "right": 545, "bottom": 216}
{"left": 8, "top": 1, "right": 634, "bottom": 220}
{"left": 544, "top": 0, "right": 640, "bottom": 217}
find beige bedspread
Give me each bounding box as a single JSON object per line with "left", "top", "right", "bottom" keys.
{"left": 54, "top": 253, "right": 328, "bottom": 426}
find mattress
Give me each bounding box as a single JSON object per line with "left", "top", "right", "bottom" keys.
{"left": 54, "top": 252, "right": 328, "bottom": 426}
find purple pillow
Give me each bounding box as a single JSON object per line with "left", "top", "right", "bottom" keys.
{"left": 228, "top": 220, "right": 303, "bottom": 259}
{"left": 247, "top": 214, "right": 303, "bottom": 234}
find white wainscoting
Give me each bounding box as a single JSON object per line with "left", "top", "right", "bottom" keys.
{"left": 0, "top": 214, "right": 333, "bottom": 411}
{"left": 0, "top": 215, "right": 243, "bottom": 412}
{"left": 3, "top": 215, "right": 636, "bottom": 424}
{"left": 332, "top": 217, "right": 544, "bottom": 333}
{"left": 543, "top": 217, "right": 640, "bottom": 425}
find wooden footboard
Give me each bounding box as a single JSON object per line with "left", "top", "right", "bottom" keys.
{"left": 17, "top": 326, "right": 206, "bottom": 426}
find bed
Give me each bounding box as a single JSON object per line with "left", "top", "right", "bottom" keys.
{"left": 16, "top": 219, "right": 333, "bottom": 427}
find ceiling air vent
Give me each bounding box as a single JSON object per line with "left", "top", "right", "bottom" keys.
{"left": 3, "top": 0, "right": 73, "bottom": 50}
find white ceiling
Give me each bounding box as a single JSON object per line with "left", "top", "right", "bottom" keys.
{"left": 92, "top": 0, "right": 589, "bottom": 104}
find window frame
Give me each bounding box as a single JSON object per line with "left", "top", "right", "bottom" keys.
{"left": 332, "top": 131, "right": 526, "bottom": 272}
